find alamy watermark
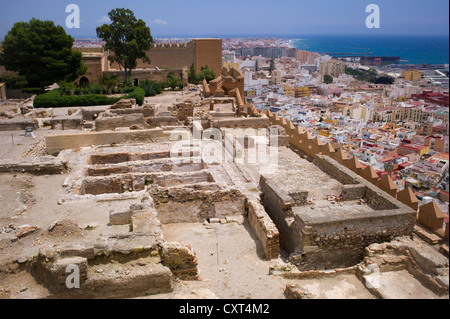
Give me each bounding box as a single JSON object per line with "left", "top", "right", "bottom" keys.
{"left": 66, "top": 4, "right": 80, "bottom": 29}
{"left": 65, "top": 264, "right": 80, "bottom": 289}
{"left": 366, "top": 4, "right": 381, "bottom": 29}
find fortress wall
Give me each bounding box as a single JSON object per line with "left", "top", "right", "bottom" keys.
{"left": 107, "top": 39, "right": 222, "bottom": 77}
{"left": 108, "top": 42, "right": 196, "bottom": 71}
{"left": 194, "top": 39, "right": 223, "bottom": 76}
{"left": 79, "top": 39, "right": 222, "bottom": 85}
{"left": 262, "top": 109, "right": 421, "bottom": 215}
{"left": 80, "top": 55, "right": 104, "bottom": 83}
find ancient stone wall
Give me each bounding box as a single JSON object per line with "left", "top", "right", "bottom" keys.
{"left": 292, "top": 208, "right": 416, "bottom": 270}
{"left": 45, "top": 128, "right": 168, "bottom": 154}
{"left": 161, "top": 242, "right": 199, "bottom": 280}
{"left": 107, "top": 39, "right": 222, "bottom": 77}
{"left": 77, "top": 39, "right": 222, "bottom": 85}
{"left": 0, "top": 156, "right": 67, "bottom": 175}
{"left": 78, "top": 55, "right": 104, "bottom": 84}
{"left": 210, "top": 116, "right": 269, "bottom": 129}
{"left": 150, "top": 185, "right": 246, "bottom": 223}
{"left": 259, "top": 153, "right": 416, "bottom": 270}
{"left": 0, "top": 118, "right": 39, "bottom": 131}
{"left": 246, "top": 200, "right": 280, "bottom": 260}
{"left": 117, "top": 42, "right": 196, "bottom": 73}
{"left": 262, "top": 109, "right": 422, "bottom": 220}
{"left": 194, "top": 39, "right": 223, "bottom": 76}
{"left": 95, "top": 113, "right": 150, "bottom": 131}
{"left": 259, "top": 176, "right": 297, "bottom": 253}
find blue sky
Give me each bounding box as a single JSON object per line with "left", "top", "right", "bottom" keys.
{"left": 0, "top": 0, "right": 449, "bottom": 38}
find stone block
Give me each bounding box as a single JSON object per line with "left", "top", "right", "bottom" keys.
{"left": 131, "top": 209, "right": 161, "bottom": 236}
{"left": 109, "top": 209, "right": 133, "bottom": 225}
{"left": 0, "top": 156, "right": 67, "bottom": 175}
{"left": 50, "top": 115, "right": 83, "bottom": 130}
{"left": 0, "top": 118, "right": 39, "bottom": 131}
{"left": 85, "top": 262, "right": 173, "bottom": 298}
{"left": 161, "top": 242, "right": 199, "bottom": 280}
{"left": 95, "top": 113, "right": 149, "bottom": 131}
{"left": 48, "top": 257, "right": 88, "bottom": 287}
{"left": 111, "top": 99, "right": 136, "bottom": 109}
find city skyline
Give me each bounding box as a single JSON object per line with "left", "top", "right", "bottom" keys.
{"left": 0, "top": 0, "right": 449, "bottom": 39}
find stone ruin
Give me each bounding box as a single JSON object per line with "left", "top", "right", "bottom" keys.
{"left": 0, "top": 89, "right": 448, "bottom": 299}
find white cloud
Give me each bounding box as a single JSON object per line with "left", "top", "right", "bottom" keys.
{"left": 97, "top": 16, "right": 111, "bottom": 24}
{"left": 152, "top": 19, "right": 168, "bottom": 25}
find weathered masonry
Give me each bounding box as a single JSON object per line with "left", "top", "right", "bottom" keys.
{"left": 260, "top": 148, "right": 417, "bottom": 270}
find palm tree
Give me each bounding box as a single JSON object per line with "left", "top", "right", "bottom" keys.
{"left": 100, "top": 74, "right": 120, "bottom": 94}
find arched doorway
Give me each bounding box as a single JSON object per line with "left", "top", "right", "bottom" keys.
{"left": 79, "top": 77, "right": 89, "bottom": 87}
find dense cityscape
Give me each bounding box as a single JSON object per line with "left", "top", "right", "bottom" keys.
{"left": 220, "top": 37, "right": 450, "bottom": 213}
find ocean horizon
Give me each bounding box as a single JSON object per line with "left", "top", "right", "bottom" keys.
{"left": 289, "top": 34, "right": 449, "bottom": 65}
{"left": 70, "top": 33, "right": 449, "bottom": 65}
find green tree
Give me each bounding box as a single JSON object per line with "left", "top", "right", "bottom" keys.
{"left": 188, "top": 64, "right": 198, "bottom": 84}
{"left": 198, "top": 66, "right": 216, "bottom": 83}
{"left": 96, "top": 8, "right": 154, "bottom": 84}
{"left": 100, "top": 74, "right": 120, "bottom": 94}
{"left": 188, "top": 64, "right": 216, "bottom": 84}
{"left": 165, "top": 72, "right": 182, "bottom": 91}
{"left": 0, "top": 71, "right": 28, "bottom": 89}
{"left": 139, "top": 80, "right": 163, "bottom": 97}
{"left": 323, "top": 74, "right": 333, "bottom": 84}
{"left": 0, "top": 19, "right": 86, "bottom": 92}
{"left": 269, "top": 59, "right": 275, "bottom": 75}
{"left": 374, "top": 75, "right": 395, "bottom": 85}
{"left": 58, "top": 81, "right": 77, "bottom": 95}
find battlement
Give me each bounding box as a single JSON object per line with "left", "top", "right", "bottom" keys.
{"left": 261, "top": 109, "right": 449, "bottom": 241}
{"left": 152, "top": 41, "right": 193, "bottom": 49}
{"left": 77, "top": 39, "right": 222, "bottom": 86}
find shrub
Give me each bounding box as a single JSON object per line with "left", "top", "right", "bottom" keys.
{"left": 139, "top": 80, "right": 163, "bottom": 97}
{"left": 100, "top": 74, "right": 120, "bottom": 93}
{"left": 33, "top": 89, "right": 122, "bottom": 108}
{"left": 198, "top": 66, "right": 216, "bottom": 83}
{"left": 165, "top": 72, "right": 182, "bottom": 91}
{"left": 58, "top": 81, "right": 77, "bottom": 95}
{"left": 125, "top": 86, "right": 136, "bottom": 93}
{"left": 323, "top": 74, "right": 333, "bottom": 84}
{"left": 125, "top": 87, "right": 145, "bottom": 106}
{"left": 90, "top": 83, "right": 105, "bottom": 95}
{"left": 188, "top": 64, "right": 216, "bottom": 85}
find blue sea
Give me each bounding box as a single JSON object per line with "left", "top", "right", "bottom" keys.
{"left": 289, "top": 35, "right": 449, "bottom": 65}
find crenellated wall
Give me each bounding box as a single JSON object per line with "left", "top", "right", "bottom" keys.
{"left": 261, "top": 109, "right": 445, "bottom": 240}
{"left": 77, "top": 39, "right": 222, "bottom": 85}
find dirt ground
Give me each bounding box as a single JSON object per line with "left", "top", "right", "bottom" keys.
{"left": 154, "top": 221, "right": 292, "bottom": 299}
{"left": 143, "top": 221, "right": 382, "bottom": 300}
